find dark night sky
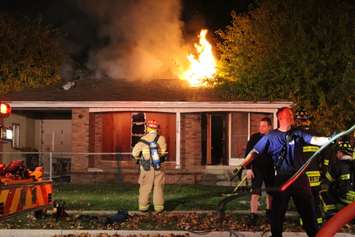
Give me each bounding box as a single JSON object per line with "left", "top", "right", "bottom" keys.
{"left": 0, "top": 0, "right": 252, "bottom": 33}
{"left": 0, "top": 0, "right": 254, "bottom": 78}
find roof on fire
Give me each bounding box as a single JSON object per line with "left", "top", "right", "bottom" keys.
{"left": 2, "top": 78, "right": 221, "bottom": 102}
{"left": 1, "top": 77, "right": 292, "bottom": 114}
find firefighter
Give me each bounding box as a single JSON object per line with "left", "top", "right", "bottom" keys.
{"left": 239, "top": 107, "right": 330, "bottom": 237}
{"left": 321, "top": 140, "right": 354, "bottom": 218}
{"left": 132, "top": 119, "right": 167, "bottom": 213}
{"left": 294, "top": 109, "right": 324, "bottom": 226}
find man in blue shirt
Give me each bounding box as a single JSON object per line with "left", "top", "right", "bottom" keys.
{"left": 241, "top": 107, "right": 329, "bottom": 237}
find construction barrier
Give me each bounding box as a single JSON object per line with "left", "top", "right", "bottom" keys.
{"left": 0, "top": 180, "right": 52, "bottom": 219}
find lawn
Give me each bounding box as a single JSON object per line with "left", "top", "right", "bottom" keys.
{"left": 53, "top": 183, "right": 253, "bottom": 211}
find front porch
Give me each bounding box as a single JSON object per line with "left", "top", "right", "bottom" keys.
{"left": 1, "top": 101, "right": 291, "bottom": 184}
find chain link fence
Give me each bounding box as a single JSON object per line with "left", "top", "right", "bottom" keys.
{"left": 0, "top": 151, "right": 137, "bottom": 183}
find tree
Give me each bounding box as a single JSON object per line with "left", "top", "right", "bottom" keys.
{"left": 0, "top": 14, "right": 66, "bottom": 95}
{"left": 214, "top": 0, "right": 354, "bottom": 133}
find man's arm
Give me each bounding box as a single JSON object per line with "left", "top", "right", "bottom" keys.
{"left": 242, "top": 149, "right": 258, "bottom": 168}
{"left": 132, "top": 142, "right": 143, "bottom": 160}
{"left": 297, "top": 129, "right": 329, "bottom": 147}
{"left": 158, "top": 136, "right": 167, "bottom": 155}
{"left": 232, "top": 149, "right": 258, "bottom": 180}
{"left": 244, "top": 133, "right": 259, "bottom": 169}
{"left": 310, "top": 136, "right": 330, "bottom": 146}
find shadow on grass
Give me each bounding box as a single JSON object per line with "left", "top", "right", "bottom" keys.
{"left": 164, "top": 187, "right": 237, "bottom": 211}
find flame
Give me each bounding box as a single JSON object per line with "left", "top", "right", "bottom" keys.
{"left": 179, "top": 29, "right": 216, "bottom": 87}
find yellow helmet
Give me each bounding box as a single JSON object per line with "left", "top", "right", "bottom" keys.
{"left": 295, "top": 109, "right": 310, "bottom": 121}
{"left": 337, "top": 140, "right": 353, "bottom": 155}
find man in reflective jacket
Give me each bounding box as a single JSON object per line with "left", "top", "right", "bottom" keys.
{"left": 294, "top": 109, "right": 324, "bottom": 226}
{"left": 321, "top": 140, "right": 354, "bottom": 217}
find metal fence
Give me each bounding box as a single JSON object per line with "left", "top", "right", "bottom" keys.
{"left": 0, "top": 151, "right": 135, "bottom": 182}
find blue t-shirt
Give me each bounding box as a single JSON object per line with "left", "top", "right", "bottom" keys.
{"left": 253, "top": 129, "right": 313, "bottom": 175}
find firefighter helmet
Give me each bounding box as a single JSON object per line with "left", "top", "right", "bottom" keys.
{"left": 295, "top": 109, "right": 310, "bottom": 120}
{"left": 337, "top": 140, "right": 353, "bottom": 155}
{"left": 146, "top": 120, "right": 159, "bottom": 129}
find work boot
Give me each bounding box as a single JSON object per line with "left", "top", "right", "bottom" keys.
{"left": 154, "top": 205, "right": 164, "bottom": 214}
{"left": 247, "top": 213, "right": 258, "bottom": 226}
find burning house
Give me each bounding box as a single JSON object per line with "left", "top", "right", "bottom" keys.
{"left": 0, "top": 77, "right": 290, "bottom": 184}
{"left": 0, "top": 1, "right": 291, "bottom": 184}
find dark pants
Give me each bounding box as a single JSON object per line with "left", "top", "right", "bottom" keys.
{"left": 271, "top": 175, "right": 319, "bottom": 237}
{"left": 311, "top": 185, "right": 323, "bottom": 225}
{"left": 251, "top": 165, "right": 275, "bottom": 195}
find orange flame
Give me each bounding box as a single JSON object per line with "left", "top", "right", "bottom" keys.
{"left": 179, "top": 29, "right": 216, "bottom": 87}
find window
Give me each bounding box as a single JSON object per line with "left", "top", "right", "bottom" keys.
{"left": 131, "top": 112, "right": 146, "bottom": 148}
{"left": 12, "top": 123, "right": 20, "bottom": 149}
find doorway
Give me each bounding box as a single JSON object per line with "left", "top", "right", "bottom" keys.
{"left": 201, "top": 113, "right": 228, "bottom": 165}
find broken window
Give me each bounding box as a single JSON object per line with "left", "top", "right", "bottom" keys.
{"left": 131, "top": 112, "right": 146, "bottom": 148}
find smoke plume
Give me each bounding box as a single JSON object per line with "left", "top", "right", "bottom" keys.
{"left": 78, "top": 0, "right": 186, "bottom": 80}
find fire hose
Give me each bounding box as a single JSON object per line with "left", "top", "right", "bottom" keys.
{"left": 281, "top": 124, "right": 355, "bottom": 191}
{"left": 216, "top": 184, "right": 279, "bottom": 223}
{"left": 316, "top": 202, "right": 355, "bottom": 237}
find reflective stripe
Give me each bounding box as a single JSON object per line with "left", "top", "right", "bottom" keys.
{"left": 306, "top": 171, "right": 321, "bottom": 177}
{"left": 306, "top": 171, "right": 321, "bottom": 186}
{"left": 316, "top": 217, "right": 323, "bottom": 224}
{"left": 139, "top": 204, "right": 149, "bottom": 211}
{"left": 309, "top": 181, "right": 321, "bottom": 187}
{"left": 345, "top": 191, "right": 355, "bottom": 202}
{"left": 154, "top": 205, "right": 164, "bottom": 212}
{"left": 339, "top": 197, "right": 352, "bottom": 204}
{"left": 323, "top": 204, "right": 336, "bottom": 212}
{"left": 340, "top": 174, "right": 350, "bottom": 180}
{"left": 303, "top": 146, "right": 320, "bottom": 153}
{"left": 323, "top": 159, "right": 329, "bottom": 166}
{"left": 325, "top": 172, "right": 334, "bottom": 182}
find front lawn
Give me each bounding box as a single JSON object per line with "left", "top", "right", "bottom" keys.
{"left": 53, "top": 183, "right": 252, "bottom": 211}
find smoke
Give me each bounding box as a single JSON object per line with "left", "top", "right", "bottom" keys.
{"left": 78, "top": 0, "right": 187, "bottom": 80}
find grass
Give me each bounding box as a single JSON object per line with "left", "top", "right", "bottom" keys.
{"left": 53, "top": 183, "right": 255, "bottom": 211}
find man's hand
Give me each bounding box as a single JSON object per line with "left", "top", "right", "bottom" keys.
{"left": 246, "top": 169, "right": 254, "bottom": 180}
{"left": 231, "top": 166, "right": 244, "bottom": 181}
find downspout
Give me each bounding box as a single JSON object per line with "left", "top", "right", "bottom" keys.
{"left": 176, "top": 112, "right": 181, "bottom": 169}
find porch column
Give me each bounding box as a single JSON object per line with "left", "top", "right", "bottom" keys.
{"left": 176, "top": 111, "right": 181, "bottom": 169}
{"left": 273, "top": 111, "right": 278, "bottom": 128}
{"left": 228, "top": 113, "right": 232, "bottom": 161}
{"left": 71, "top": 108, "right": 90, "bottom": 183}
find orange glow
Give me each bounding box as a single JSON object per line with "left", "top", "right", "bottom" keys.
{"left": 0, "top": 102, "right": 11, "bottom": 116}
{"left": 179, "top": 29, "right": 216, "bottom": 87}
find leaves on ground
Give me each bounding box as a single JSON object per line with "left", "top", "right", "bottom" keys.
{"left": 1, "top": 212, "right": 354, "bottom": 234}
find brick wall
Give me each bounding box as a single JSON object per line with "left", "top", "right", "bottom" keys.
{"left": 72, "top": 111, "right": 204, "bottom": 184}
{"left": 180, "top": 113, "right": 203, "bottom": 170}
{"left": 71, "top": 108, "right": 90, "bottom": 182}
